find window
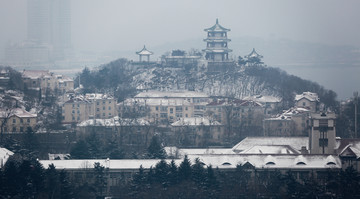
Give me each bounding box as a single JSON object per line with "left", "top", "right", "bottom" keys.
{"left": 103, "top": 107, "right": 105, "bottom": 110}
{"left": 72, "top": 117, "right": 75, "bottom": 121}
{"left": 102, "top": 113, "right": 105, "bottom": 116}
{"left": 12, "top": 119, "right": 16, "bottom": 124}
{"left": 72, "top": 104, "right": 75, "bottom": 108}
{"left": 72, "top": 110, "right": 75, "bottom": 114}
{"left": 109, "top": 113, "right": 112, "bottom": 116}
{"left": 176, "top": 106, "right": 182, "bottom": 112}
{"left": 12, "top": 127, "right": 16, "bottom": 132}
{"left": 186, "top": 114, "right": 188, "bottom": 117}
{"left": 20, "top": 119, "right": 23, "bottom": 123}
{"left": 109, "top": 100, "right": 112, "bottom": 104}
{"left": 185, "top": 107, "right": 188, "bottom": 111}
{"left": 160, "top": 113, "right": 167, "bottom": 118}
{"left": 160, "top": 107, "right": 167, "bottom": 112}
{"left": 102, "top": 101, "right": 105, "bottom": 104}
{"left": 77, "top": 116, "right": 80, "bottom": 120}
{"left": 96, "top": 102, "right": 99, "bottom": 105}
{"left": 156, "top": 106, "right": 159, "bottom": 111}
{"left": 97, "top": 108, "right": 100, "bottom": 112}
{"left": 170, "top": 108, "right": 173, "bottom": 114}
{"left": 108, "top": 106, "right": 111, "bottom": 110}
{"left": 319, "top": 138, "right": 328, "bottom": 147}
{"left": 27, "top": 119, "right": 30, "bottom": 123}
{"left": 302, "top": 102, "right": 306, "bottom": 106}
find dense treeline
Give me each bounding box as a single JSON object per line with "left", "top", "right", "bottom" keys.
{"left": 244, "top": 65, "right": 338, "bottom": 110}
{"left": 75, "top": 59, "right": 136, "bottom": 102}
{"left": 1, "top": 154, "right": 360, "bottom": 198}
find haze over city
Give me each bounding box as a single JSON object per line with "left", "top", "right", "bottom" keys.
{"left": 0, "top": 0, "right": 359, "bottom": 99}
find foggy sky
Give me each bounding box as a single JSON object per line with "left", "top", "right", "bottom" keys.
{"left": 1, "top": 0, "right": 360, "bottom": 54}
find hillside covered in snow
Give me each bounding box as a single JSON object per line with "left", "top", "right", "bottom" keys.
{"left": 76, "top": 59, "right": 338, "bottom": 109}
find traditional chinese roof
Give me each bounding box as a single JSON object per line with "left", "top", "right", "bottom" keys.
{"left": 136, "top": 45, "right": 153, "bottom": 55}
{"left": 204, "top": 18, "right": 230, "bottom": 32}
{"left": 203, "top": 49, "right": 233, "bottom": 53}
{"left": 245, "top": 48, "right": 263, "bottom": 59}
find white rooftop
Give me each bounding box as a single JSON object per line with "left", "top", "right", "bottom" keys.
{"left": 135, "top": 90, "right": 209, "bottom": 98}
{"left": 171, "top": 117, "right": 222, "bottom": 126}
{"left": 77, "top": 116, "right": 150, "bottom": 127}
{"left": 232, "top": 137, "right": 309, "bottom": 153}
{"left": 242, "top": 95, "right": 281, "bottom": 103}
{"left": 295, "top": 92, "right": 319, "bottom": 102}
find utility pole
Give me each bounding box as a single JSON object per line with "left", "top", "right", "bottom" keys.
{"left": 354, "top": 91, "right": 358, "bottom": 138}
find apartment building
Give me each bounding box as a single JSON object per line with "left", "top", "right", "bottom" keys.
{"left": 62, "top": 94, "right": 117, "bottom": 124}
{"left": 0, "top": 108, "right": 37, "bottom": 133}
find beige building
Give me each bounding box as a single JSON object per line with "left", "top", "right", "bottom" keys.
{"left": 309, "top": 112, "right": 336, "bottom": 154}
{"left": 263, "top": 107, "right": 311, "bottom": 136}
{"left": 295, "top": 92, "right": 319, "bottom": 112}
{"left": 62, "top": 94, "right": 118, "bottom": 124}
{"left": 0, "top": 108, "right": 37, "bottom": 133}
{"left": 119, "top": 90, "right": 209, "bottom": 124}
{"left": 22, "top": 70, "right": 74, "bottom": 96}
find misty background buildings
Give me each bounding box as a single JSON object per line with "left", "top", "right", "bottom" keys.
{"left": 0, "top": 0, "right": 359, "bottom": 98}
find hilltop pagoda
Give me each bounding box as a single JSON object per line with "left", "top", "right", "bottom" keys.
{"left": 203, "top": 19, "right": 232, "bottom": 62}
{"left": 136, "top": 45, "right": 153, "bottom": 62}
{"left": 245, "top": 48, "right": 263, "bottom": 65}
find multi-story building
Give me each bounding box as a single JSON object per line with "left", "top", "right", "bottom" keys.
{"left": 295, "top": 92, "right": 319, "bottom": 112}
{"left": 62, "top": 96, "right": 91, "bottom": 124}
{"left": 263, "top": 107, "right": 311, "bottom": 136}
{"left": 309, "top": 112, "right": 336, "bottom": 154}
{"left": 170, "top": 117, "right": 224, "bottom": 147}
{"left": 85, "top": 93, "right": 118, "bottom": 119}
{"left": 22, "top": 70, "right": 74, "bottom": 95}
{"left": 0, "top": 108, "right": 37, "bottom": 133}
{"left": 203, "top": 19, "right": 234, "bottom": 72}
{"left": 119, "top": 90, "right": 210, "bottom": 124}
{"left": 62, "top": 94, "right": 118, "bottom": 124}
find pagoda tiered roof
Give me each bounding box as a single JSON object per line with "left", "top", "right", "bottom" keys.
{"left": 204, "top": 19, "right": 230, "bottom": 32}
{"left": 136, "top": 45, "right": 153, "bottom": 55}
{"left": 245, "top": 48, "right": 263, "bottom": 59}
{"left": 203, "top": 49, "right": 233, "bottom": 53}
{"left": 203, "top": 38, "right": 231, "bottom": 42}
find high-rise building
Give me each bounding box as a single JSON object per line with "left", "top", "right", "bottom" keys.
{"left": 27, "top": 0, "right": 71, "bottom": 60}
{"left": 4, "top": 0, "right": 71, "bottom": 65}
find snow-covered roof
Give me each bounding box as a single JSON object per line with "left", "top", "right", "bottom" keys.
{"left": 120, "top": 98, "right": 193, "bottom": 107}
{"left": 0, "top": 108, "right": 37, "bottom": 118}
{"left": 265, "top": 107, "right": 310, "bottom": 121}
{"left": 40, "top": 154, "right": 341, "bottom": 170}
{"left": 0, "top": 148, "right": 14, "bottom": 168}
{"left": 242, "top": 95, "right": 281, "bottom": 103}
{"left": 64, "top": 96, "right": 89, "bottom": 104}
{"left": 136, "top": 45, "right": 153, "bottom": 55}
{"left": 165, "top": 147, "right": 235, "bottom": 158}
{"left": 295, "top": 92, "right": 319, "bottom": 102}
{"left": 239, "top": 145, "right": 300, "bottom": 155}
{"left": 77, "top": 116, "right": 150, "bottom": 127}
{"left": 85, "top": 93, "right": 114, "bottom": 100}
{"left": 204, "top": 18, "right": 230, "bottom": 32}
{"left": 22, "top": 70, "right": 51, "bottom": 79}
{"left": 232, "top": 137, "right": 309, "bottom": 153}
{"left": 135, "top": 90, "right": 209, "bottom": 98}
{"left": 245, "top": 48, "right": 263, "bottom": 59}
{"left": 188, "top": 154, "right": 341, "bottom": 169}
{"left": 171, "top": 117, "right": 222, "bottom": 126}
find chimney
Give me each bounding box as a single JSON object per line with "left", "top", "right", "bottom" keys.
{"left": 300, "top": 146, "right": 308, "bottom": 154}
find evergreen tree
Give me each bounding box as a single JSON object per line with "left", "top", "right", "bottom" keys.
{"left": 94, "top": 162, "right": 107, "bottom": 198}
{"left": 154, "top": 159, "right": 170, "bottom": 186}
{"left": 70, "top": 140, "right": 90, "bottom": 159}
{"left": 178, "top": 155, "right": 192, "bottom": 181}
{"left": 147, "top": 136, "right": 166, "bottom": 159}
{"left": 168, "top": 160, "right": 179, "bottom": 185}
{"left": 191, "top": 158, "right": 205, "bottom": 185}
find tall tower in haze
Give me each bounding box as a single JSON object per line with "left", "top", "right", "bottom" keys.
{"left": 27, "top": 0, "right": 71, "bottom": 60}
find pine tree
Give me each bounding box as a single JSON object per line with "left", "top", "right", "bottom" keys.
{"left": 178, "top": 155, "right": 192, "bottom": 181}
{"left": 147, "top": 136, "right": 166, "bottom": 159}
{"left": 154, "top": 159, "right": 169, "bottom": 186}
